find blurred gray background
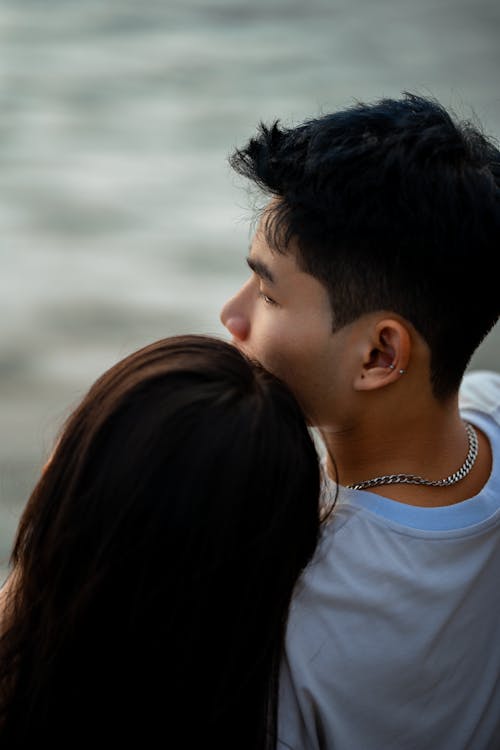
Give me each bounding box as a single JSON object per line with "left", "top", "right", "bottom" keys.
{"left": 1, "top": 0, "right": 499, "bottom": 580}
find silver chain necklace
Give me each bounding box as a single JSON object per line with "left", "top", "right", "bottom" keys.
{"left": 347, "top": 422, "right": 479, "bottom": 491}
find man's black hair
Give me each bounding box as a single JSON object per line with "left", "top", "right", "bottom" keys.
{"left": 229, "top": 92, "right": 500, "bottom": 399}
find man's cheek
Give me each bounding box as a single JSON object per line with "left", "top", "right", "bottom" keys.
{"left": 267, "top": 352, "right": 303, "bottom": 388}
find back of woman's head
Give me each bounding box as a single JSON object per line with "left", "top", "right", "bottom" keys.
{"left": 0, "top": 334, "right": 320, "bottom": 748}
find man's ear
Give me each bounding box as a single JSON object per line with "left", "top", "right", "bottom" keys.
{"left": 353, "top": 317, "right": 411, "bottom": 391}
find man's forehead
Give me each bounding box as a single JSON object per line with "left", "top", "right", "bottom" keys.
{"left": 248, "top": 231, "right": 303, "bottom": 282}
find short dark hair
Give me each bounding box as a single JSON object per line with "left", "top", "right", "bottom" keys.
{"left": 0, "top": 335, "right": 321, "bottom": 749}
{"left": 229, "top": 92, "right": 500, "bottom": 399}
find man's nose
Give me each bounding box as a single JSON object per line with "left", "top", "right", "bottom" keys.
{"left": 220, "top": 291, "right": 250, "bottom": 342}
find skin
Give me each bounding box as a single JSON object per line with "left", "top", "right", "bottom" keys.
{"left": 220, "top": 211, "right": 492, "bottom": 507}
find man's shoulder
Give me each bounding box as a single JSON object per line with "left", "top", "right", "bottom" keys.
{"left": 459, "top": 370, "right": 500, "bottom": 421}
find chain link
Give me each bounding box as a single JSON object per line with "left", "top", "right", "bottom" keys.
{"left": 347, "top": 422, "right": 479, "bottom": 491}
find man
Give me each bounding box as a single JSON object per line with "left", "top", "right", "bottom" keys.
{"left": 220, "top": 93, "right": 500, "bottom": 749}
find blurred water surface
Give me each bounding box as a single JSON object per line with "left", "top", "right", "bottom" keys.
{"left": 1, "top": 0, "right": 500, "bottom": 577}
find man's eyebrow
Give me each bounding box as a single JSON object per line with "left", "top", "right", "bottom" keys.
{"left": 246, "top": 256, "right": 275, "bottom": 284}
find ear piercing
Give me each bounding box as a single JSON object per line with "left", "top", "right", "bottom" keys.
{"left": 388, "top": 364, "right": 407, "bottom": 374}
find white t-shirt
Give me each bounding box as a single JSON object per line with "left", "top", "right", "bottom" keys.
{"left": 278, "top": 370, "right": 500, "bottom": 750}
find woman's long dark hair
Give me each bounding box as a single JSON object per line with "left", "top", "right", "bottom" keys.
{"left": 0, "top": 334, "right": 321, "bottom": 749}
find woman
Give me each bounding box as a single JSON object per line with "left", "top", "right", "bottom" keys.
{"left": 0, "top": 334, "right": 324, "bottom": 749}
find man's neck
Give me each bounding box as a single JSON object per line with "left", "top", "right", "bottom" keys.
{"left": 319, "top": 407, "right": 491, "bottom": 507}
